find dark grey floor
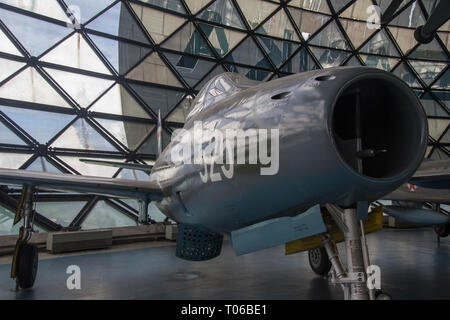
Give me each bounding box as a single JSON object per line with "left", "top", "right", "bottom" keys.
{"left": 0, "top": 228, "right": 449, "bottom": 300}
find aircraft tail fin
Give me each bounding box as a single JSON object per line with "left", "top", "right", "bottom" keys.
{"left": 157, "top": 109, "right": 162, "bottom": 157}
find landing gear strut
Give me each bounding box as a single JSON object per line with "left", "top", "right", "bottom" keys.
{"left": 11, "top": 185, "right": 39, "bottom": 290}
{"left": 319, "top": 204, "right": 390, "bottom": 300}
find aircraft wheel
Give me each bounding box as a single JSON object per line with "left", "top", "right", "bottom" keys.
{"left": 16, "top": 243, "right": 38, "bottom": 289}
{"left": 308, "top": 247, "right": 331, "bottom": 276}
{"left": 434, "top": 223, "right": 450, "bottom": 238}
{"left": 375, "top": 290, "right": 392, "bottom": 300}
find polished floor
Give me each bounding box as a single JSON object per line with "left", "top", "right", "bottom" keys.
{"left": 0, "top": 228, "right": 449, "bottom": 300}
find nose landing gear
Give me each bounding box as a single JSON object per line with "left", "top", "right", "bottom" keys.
{"left": 10, "top": 185, "right": 39, "bottom": 290}
{"left": 308, "top": 204, "right": 391, "bottom": 300}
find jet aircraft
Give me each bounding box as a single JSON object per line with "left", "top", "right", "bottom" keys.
{"left": 0, "top": 67, "right": 429, "bottom": 300}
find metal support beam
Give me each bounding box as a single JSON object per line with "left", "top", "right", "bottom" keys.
{"left": 343, "top": 208, "right": 369, "bottom": 300}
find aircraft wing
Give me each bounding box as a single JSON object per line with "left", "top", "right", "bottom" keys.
{"left": 409, "top": 159, "right": 450, "bottom": 189}
{"left": 0, "top": 168, "right": 163, "bottom": 200}
{"left": 383, "top": 183, "right": 450, "bottom": 204}
{"left": 79, "top": 159, "right": 153, "bottom": 173}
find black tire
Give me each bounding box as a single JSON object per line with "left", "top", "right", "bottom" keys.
{"left": 16, "top": 243, "right": 38, "bottom": 289}
{"left": 308, "top": 247, "right": 332, "bottom": 276}
{"left": 434, "top": 223, "right": 450, "bottom": 238}
{"left": 375, "top": 290, "right": 392, "bottom": 300}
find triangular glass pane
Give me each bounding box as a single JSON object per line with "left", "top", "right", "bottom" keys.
{"left": 309, "top": 21, "right": 350, "bottom": 50}
{"left": 26, "top": 157, "right": 61, "bottom": 173}
{"left": 344, "top": 55, "right": 362, "bottom": 66}
{"left": 0, "top": 105, "right": 75, "bottom": 143}
{"left": 89, "top": 84, "right": 151, "bottom": 119}
{"left": 0, "top": 28, "right": 21, "bottom": 55}
{"left": 225, "top": 37, "right": 271, "bottom": 69}
{"left": 340, "top": 0, "right": 375, "bottom": 20}
{"left": 428, "top": 118, "right": 450, "bottom": 140}
{"left": 57, "top": 155, "right": 122, "bottom": 176}
{"left": 116, "top": 168, "right": 150, "bottom": 181}
{"left": 360, "top": 54, "right": 399, "bottom": 72}
{"left": 129, "top": 84, "right": 185, "bottom": 118}
{"left": 0, "top": 57, "right": 25, "bottom": 82}
{"left": 425, "top": 146, "right": 433, "bottom": 158}
{"left": 184, "top": 0, "right": 212, "bottom": 14}
{"left": 137, "top": 128, "right": 171, "bottom": 154}
{"left": 438, "top": 20, "right": 450, "bottom": 32}
{"left": 194, "top": 64, "right": 227, "bottom": 89}
{"left": 131, "top": 3, "right": 186, "bottom": 44}
{"left": 0, "top": 8, "right": 72, "bottom": 56}
{"left": 256, "top": 36, "right": 300, "bottom": 67}
{"left": 198, "top": 0, "right": 245, "bottom": 29}
{"left": 88, "top": 34, "right": 151, "bottom": 75}
{"left": 198, "top": 23, "right": 246, "bottom": 57}
{"left": 409, "top": 61, "right": 447, "bottom": 86}
{"left": 360, "top": 30, "right": 399, "bottom": 57}
{"left": 0, "top": 120, "right": 26, "bottom": 145}
{"left": 35, "top": 201, "right": 86, "bottom": 227}
{"left": 0, "top": 204, "right": 43, "bottom": 235}
{"left": 51, "top": 118, "right": 117, "bottom": 151}
{"left": 0, "top": 152, "right": 31, "bottom": 169}
{"left": 41, "top": 33, "right": 111, "bottom": 74}
{"left": 0, "top": 0, "right": 71, "bottom": 23}
{"left": 126, "top": 52, "right": 183, "bottom": 87}
{"left": 388, "top": 26, "right": 417, "bottom": 55}
{"left": 409, "top": 39, "right": 448, "bottom": 61}
{"left": 310, "top": 47, "right": 349, "bottom": 68}
{"left": 225, "top": 65, "right": 271, "bottom": 82}
{"left": 374, "top": 0, "right": 409, "bottom": 17}
{"left": 87, "top": 2, "right": 149, "bottom": 44}
{"left": 441, "top": 130, "right": 450, "bottom": 144}
{"left": 420, "top": 93, "right": 449, "bottom": 118}
{"left": 235, "top": 0, "right": 278, "bottom": 29}
{"left": 392, "top": 62, "right": 421, "bottom": 87}
{"left": 288, "top": 0, "right": 331, "bottom": 14}
{"left": 135, "top": 0, "right": 186, "bottom": 14}
{"left": 432, "top": 68, "right": 449, "bottom": 90}
{"left": 434, "top": 92, "right": 450, "bottom": 109}
{"left": 45, "top": 68, "right": 114, "bottom": 108}
{"left": 340, "top": 19, "right": 376, "bottom": 49}
{"left": 288, "top": 7, "right": 331, "bottom": 41}
{"left": 256, "top": 9, "right": 300, "bottom": 41}
{"left": 96, "top": 118, "right": 154, "bottom": 151}
{"left": 429, "top": 147, "right": 448, "bottom": 160}
{"left": 164, "top": 52, "right": 216, "bottom": 87}
{"left": 438, "top": 32, "right": 449, "bottom": 52}
{"left": 328, "top": 0, "right": 352, "bottom": 13}
{"left": 0, "top": 67, "right": 71, "bottom": 108}
{"left": 166, "top": 95, "right": 193, "bottom": 123}
{"left": 63, "top": 0, "right": 115, "bottom": 24}
{"left": 161, "top": 22, "right": 213, "bottom": 57}
{"left": 82, "top": 200, "right": 137, "bottom": 230}
{"left": 390, "top": 1, "right": 425, "bottom": 28}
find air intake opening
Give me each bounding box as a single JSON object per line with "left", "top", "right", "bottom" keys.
{"left": 332, "top": 76, "right": 425, "bottom": 179}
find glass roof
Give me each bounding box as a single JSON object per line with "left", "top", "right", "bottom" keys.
{"left": 0, "top": 0, "right": 448, "bottom": 232}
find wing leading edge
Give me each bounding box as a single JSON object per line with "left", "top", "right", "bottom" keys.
{"left": 0, "top": 168, "right": 163, "bottom": 201}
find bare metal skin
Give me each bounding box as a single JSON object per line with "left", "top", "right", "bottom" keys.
{"left": 0, "top": 67, "right": 428, "bottom": 234}
{"left": 150, "top": 67, "right": 428, "bottom": 233}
